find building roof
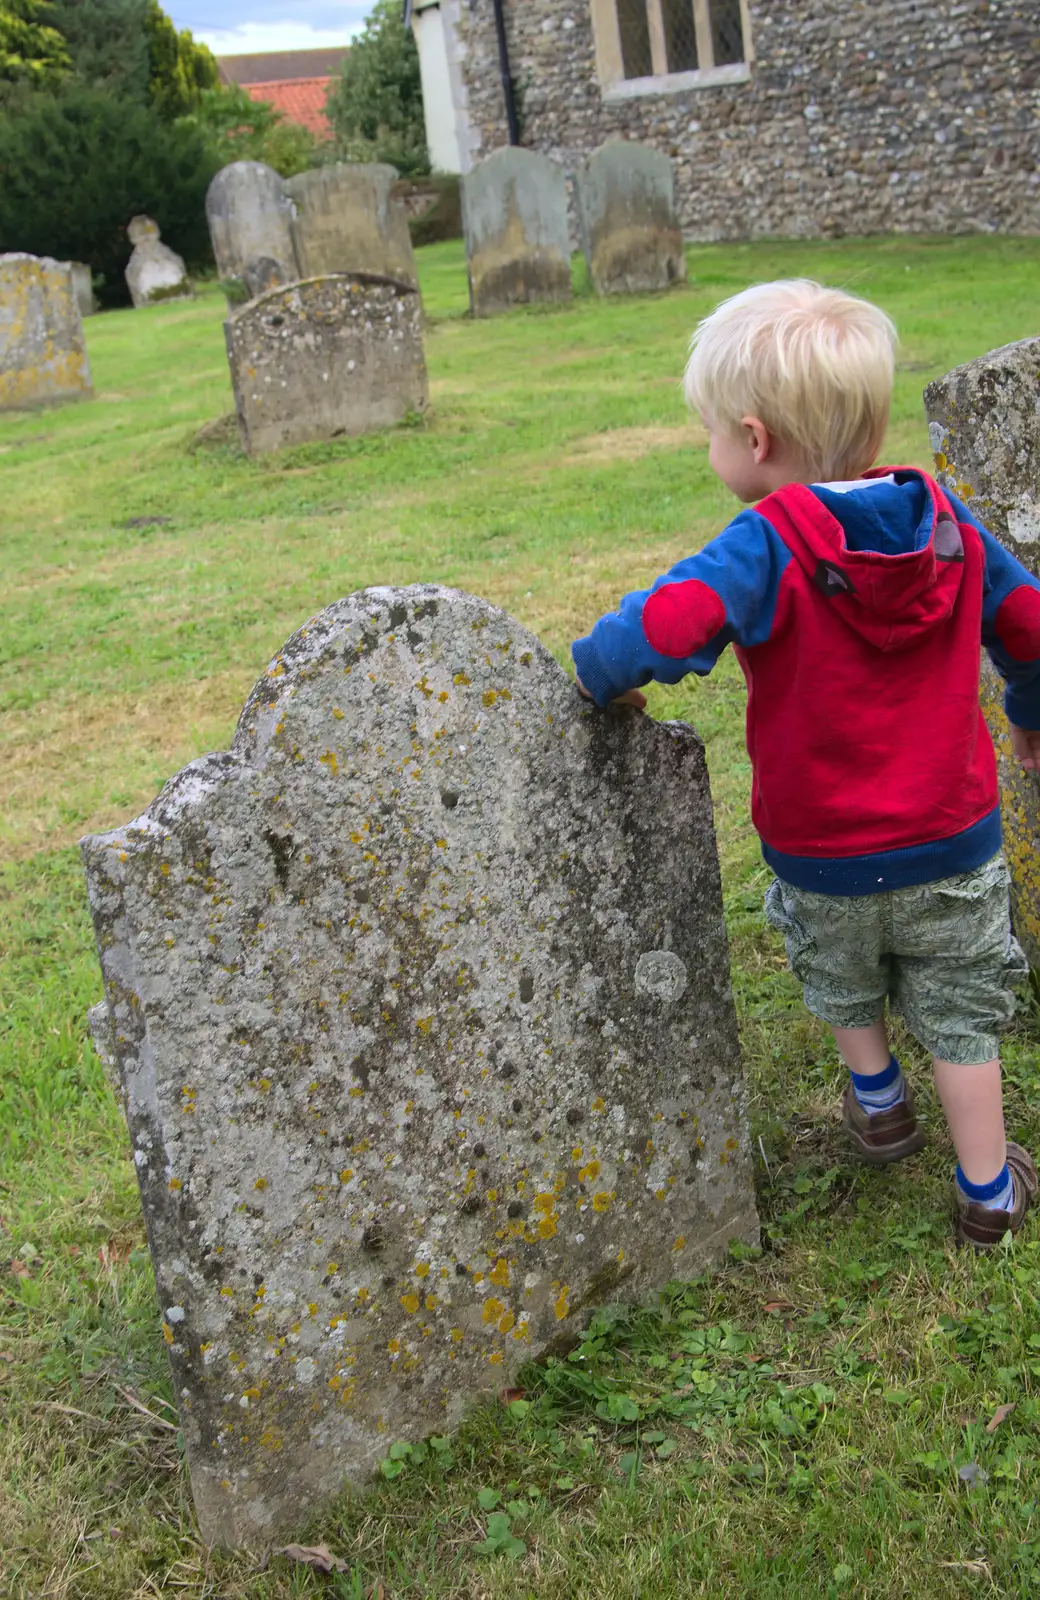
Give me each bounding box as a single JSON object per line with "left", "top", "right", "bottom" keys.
{"left": 218, "top": 48, "right": 349, "bottom": 86}
{"left": 244, "top": 78, "right": 334, "bottom": 139}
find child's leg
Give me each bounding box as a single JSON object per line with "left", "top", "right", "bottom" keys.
{"left": 931, "top": 1056, "right": 1006, "bottom": 1186}
{"left": 833, "top": 1020, "right": 891, "bottom": 1076}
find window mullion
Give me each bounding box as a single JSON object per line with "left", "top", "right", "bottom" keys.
{"left": 645, "top": 0, "right": 669, "bottom": 76}
{"left": 692, "top": 0, "right": 715, "bottom": 71}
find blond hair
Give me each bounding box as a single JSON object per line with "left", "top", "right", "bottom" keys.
{"left": 683, "top": 279, "right": 897, "bottom": 481}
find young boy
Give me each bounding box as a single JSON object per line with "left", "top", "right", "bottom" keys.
{"left": 572, "top": 279, "right": 1040, "bottom": 1249}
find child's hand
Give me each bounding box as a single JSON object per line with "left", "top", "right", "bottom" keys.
{"left": 1010, "top": 724, "right": 1040, "bottom": 771}
{"left": 575, "top": 675, "right": 647, "bottom": 711}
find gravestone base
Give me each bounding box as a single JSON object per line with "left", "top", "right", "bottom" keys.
{"left": 82, "top": 586, "right": 757, "bottom": 1548}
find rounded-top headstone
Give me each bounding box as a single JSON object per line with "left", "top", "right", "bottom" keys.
{"left": 462, "top": 147, "right": 572, "bottom": 317}
{"left": 578, "top": 141, "right": 687, "bottom": 296}
{"left": 81, "top": 584, "right": 757, "bottom": 1547}
{"left": 205, "top": 160, "right": 298, "bottom": 292}
{"left": 285, "top": 162, "right": 417, "bottom": 287}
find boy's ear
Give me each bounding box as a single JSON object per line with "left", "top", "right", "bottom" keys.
{"left": 740, "top": 415, "right": 772, "bottom": 465}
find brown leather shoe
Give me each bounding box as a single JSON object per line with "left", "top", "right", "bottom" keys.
{"left": 841, "top": 1081, "right": 927, "bottom": 1166}
{"left": 954, "top": 1143, "right": 1038, "bottom": 1250}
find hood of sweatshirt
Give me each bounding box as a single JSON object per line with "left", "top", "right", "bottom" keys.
{"left": 763, "top": 469, "right": 967, "bottom": 653}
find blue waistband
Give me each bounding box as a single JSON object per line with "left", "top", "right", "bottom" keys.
{"left": 762, "top": 808, "right": 1003, "bottom": 895}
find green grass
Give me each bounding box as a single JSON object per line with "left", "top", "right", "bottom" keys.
{"left": 4, "top": 236, "right": 1040, "bottom": 1598}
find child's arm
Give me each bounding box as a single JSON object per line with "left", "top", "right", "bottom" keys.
{"left": 948, "top": 491, "right": 1040, "bottom": 771}
{"left": 571, "top": 509, "right": 790, "bottom": 706}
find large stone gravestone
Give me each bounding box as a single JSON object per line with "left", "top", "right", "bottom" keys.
{"left": 125, "top": 216, "right": 192, "bottom": 308}
{"left": 206, "top": 161, "right": 297, "bottom": 297}
{"left": 0, "top": 253, "right": 92, "bottom": 411}
{"left": 925, "top": 339, "right": 1040, "bottom": 969}
{"left": 223, "top": 272, "right": 427, "bottom": 456}
{"left": 578, "top": 141, "right": 687, "bottom": 297}
{"left": 82, "top": 585, "right": 758, "bottom": 1548}
{"left": 462, "top": 148, "right": 572, "bottom": 317}
{"left": 286, "top": 163, "right": 418, "bottom": 288}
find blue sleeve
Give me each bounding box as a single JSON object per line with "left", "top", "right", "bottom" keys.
{"left": 570, "top": 509, "right": 791, "bottom": 707}
{"left": 947, "top": 491, "right": 1040, "bottom": 730}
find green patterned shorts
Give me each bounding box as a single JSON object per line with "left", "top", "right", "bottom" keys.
{"left": 764, "top": 853, "right": 1027, "bottom": 1064}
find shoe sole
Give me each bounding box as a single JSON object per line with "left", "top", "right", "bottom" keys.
{"left": 842, "top": 1121, "right": 927, "bottom": 1167}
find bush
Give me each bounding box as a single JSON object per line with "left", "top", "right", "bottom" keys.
{"left": 326, "top": 0, "right": 428, "bottom": 178}
{"left": 0, "top": 85, "right": 218, "bottom": 304}
{"left": 177, "top": 84, "right": 320, "bottom": 179}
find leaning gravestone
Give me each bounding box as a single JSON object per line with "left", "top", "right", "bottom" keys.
{"left": 124, "top": 215, "right": 192, "bottom": 308}
{"left": 578, "top": 141, "right": 687, "bottom": 296}
{"left": 82, "top": 585, "right": 758, "bottom": 1548}
{"left": 925, "top": 339, "right": 1040, "bottom": 969}
{"left": 223, "top": 272, "right": 427, "bottom": 456}
{"left": 0, "top": 253, "right": 92, "bottom": 411}
{"left": 286, "top": 163, "right": 418, "bottom": 288}
{"left": 462, "top": 148, "right": 572, "bottom": 317}
{"left": 206, "top": 161, "right": 297, "bottom": 299}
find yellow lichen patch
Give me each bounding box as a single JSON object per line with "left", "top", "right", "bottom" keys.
{"left": 253, "top": 1177, "right": 268, "bottom": 1191}
{"left": 319, "top": 749, "right": 339, "bottom": 775}
{"left": 340, "top": 1168, "right": 354, "bottom": 1182}
{"left": 416, "top": 1016, "right": 433, "bottom": 1034}
{"left": 533, "top": 1192, "right": 555, "bottom": 1215}
{"left": 554, "top": 1287, "right": 570, "bottom": 1321}
{"left": 578, "top": 1159, "right": 601, "bottom": 1184}
{"left": 673, "top": 1235, "right": 686, "bottom": 1252}
{"left": 488, "top": 1257, "right": 510, "bottom": 1288}
{"left": 453, "top": 672, "right": 471, "bottom": 686}
{"left": 498, "top": 1311, "right": 516, "bottom": 1334}
{"left": 387, "top": 1338, "right": 401, "bottom": 1354}
{"left": 399, "top": 1293, "right": 420, "bottom": 1314}
{"left": 592, "top": 1097, "right": 606, "bottom": 1113}
{"left": 537, "top": 1216, "right": 557, "bottom": 1240}
{"left": 162, "top": 1322, "right": 174, "bottom": 1344}
{"left": 424, "top": 1294, "right": 439, "bottom": 1311}
{"left": 168, "top": 1177, "right": 182, "bottom": 1192}
{"left": 592, "top": 1191, "right": 614, "bottom": 1213}
{"left": 482, "top": 1297, "right": 506, "bottom": 1324}
{"left": 489, "top": 1350, "right": 503, "bottom": 1365}
{"left": 414, "top": 1261, "right": 431, "bottom": 1278}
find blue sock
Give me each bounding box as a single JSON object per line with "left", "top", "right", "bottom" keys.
{"left": 957, "top": 1162, "right": 1015, "bottom": 1213}
{"left": 849, "top": 1054, "right": 906, "bottom": 1112}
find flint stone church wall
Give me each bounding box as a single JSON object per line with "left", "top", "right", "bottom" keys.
{"left": 453, "top": 0, "right": 1039, "bottom": 241}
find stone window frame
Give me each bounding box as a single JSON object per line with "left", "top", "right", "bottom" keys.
{"left": 589, "top": 0, "right": 754, "bottom": 103}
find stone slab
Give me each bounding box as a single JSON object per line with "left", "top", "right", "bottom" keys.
{"left": 69, "top": 262, "right": 96, "bottom": 318}
{"left": 224, "top": 272, "right": 427, "bottom": 457}
{"left": 462, "top": 148, "right": 572, "bottom": 317}
{"left": 286, "top": 163, "right": 418, "bottom": 288}
{"left": 81, "top": 584, "right": 758, "bottom": 1548}
{"left": 125, "top": 217, "right": 192, "bottom": 308}
{"left": 578, "top": 141, "right": 687, "bottom": 296}
{"left": 206, "top": 162, "right": 298, "bottom": 298}
{"left": 0, "top": 252, "right": 93, "bottom": 411}
{"left": 924, "top": 339, "right": 1040, "bottom": 968}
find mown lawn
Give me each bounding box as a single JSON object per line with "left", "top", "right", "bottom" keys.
{"left": 4, "top": 236, "right": 1040, "bottom": 1599}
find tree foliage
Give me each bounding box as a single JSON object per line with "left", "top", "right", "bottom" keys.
{"left": 177, "top": 84, "right": 318, "bottom": 179}
{"left": 144, "top": 0, "right": 218, "bottom": 119}
{"left": 0, "top": 85, "right": 218, "bottom": 302}
{"left": 47, "top": 0, "right": 149, "bottom": 97}
{"left": 0, "top": 0, "right": 70, "bottom": 89}
{"left": 326, "top": 0, "right": 427, "bottom": 177}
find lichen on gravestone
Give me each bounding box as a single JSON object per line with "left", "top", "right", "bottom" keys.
{"left": 81, "top": 586, "right": 757, "bottom": 1548}
{"left": 924, "top": 340, "right": 1040, "bottom": 969}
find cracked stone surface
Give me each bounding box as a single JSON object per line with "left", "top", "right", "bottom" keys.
{"left": 82, "top": 586, "right": 757, "bottom": 1547}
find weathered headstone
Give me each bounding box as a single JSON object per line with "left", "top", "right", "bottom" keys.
{"left": 206, "top": 161, "right": 297, "bottom": 299}
{"left": 925, "top": 339, "right": 1040, "bottom": 968}
{"left": 223, "top": 272, "right": 428, "bottom": 457}
{"left": 462, "top": 148, "right": 572, "bottom": 317}
{"left": 578, "top": 142, "right": 687, "bottom": 297}
{"left": 124, "top": 216, "right": 192, "bottom": 308}
{"left": 0, "top": 253, "right": 92, "bottom": 411}
{"left": 82, "top": 584, "right": 757, "bottom": 1548}
{"left": 286, "top": 163, "right": 418, "bottom": 288}
{"left": 68, "top": 262, "right": 96, "bottom": 318}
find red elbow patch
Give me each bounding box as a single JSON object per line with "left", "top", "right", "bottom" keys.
{"left": 643, "top": 579, "right": 727, "bottom": 659}
{"left": 996, "top": 584, "right": 1040, "bottom": 662}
